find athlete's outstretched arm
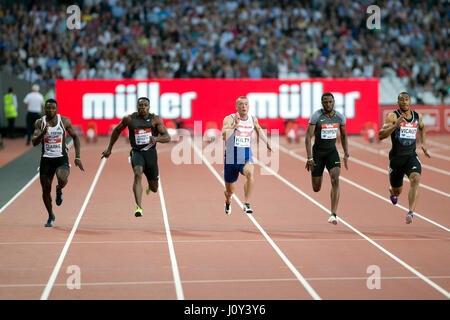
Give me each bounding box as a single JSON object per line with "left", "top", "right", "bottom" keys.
{"left": 305, "top": 124, "right": 316, "bottom": 171}
{"left": 253, "top": 117, "right": 271, "bottom": 151}
{"left": 31, "top": 119, "right": 47, "bottom": 146}
{"left": 102, "top": 116, "right": 130, "bottom": 158}
{"left": 339, "top": 125, "right": 349, "bottom": 169}
{"left": 378, "top": 113, "right": 403, "bottom": 140}
{"left": 418, "top": 113, "right": 431, "bottom": 158}
{"left": 152, "top": 116, "right": 171, "bottom": 144}
{"left": 64, "top": 117, "right": 84, "bottom": 171}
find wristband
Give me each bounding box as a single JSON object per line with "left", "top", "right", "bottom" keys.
{"left": 75, "top": 157, "right": 81, "bottom": 160}
{"left": 307, "top": 158, "right": 313, "bottom": 161}
{"left": 344, "top": 153, "right": 350, "bottom": 157}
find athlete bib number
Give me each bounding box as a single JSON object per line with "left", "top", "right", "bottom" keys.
{"left": 399, "top": 122, "right": 417, "bottom": 139}
{"left": 321, "top": 123, "right": 339, "bottom": 139}
{"left": 44, "top": 137, "right": 62, "bottom": 154}
{"left": 135, "top": 128, "right": 152, "bottom": 145}
{"left": 234, "top": 131, "right": 251, "bottom": 147}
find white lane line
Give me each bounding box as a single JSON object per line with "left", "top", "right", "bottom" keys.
{"left": 190, "top": 138, "right": 321, "bottom": 300}
{"left": 255, "top": 159, "right": 450, "bottom": 299}
{"left": 427, "top": 139, "right": 450, "bottom": 150}
{"left": 428, "top": 150, "right": 450, "bottom": 161}
{"left": 158, "top": 178, "right": 184, "bottom": 300}
{"left": 0, "top": 141, "right": 74, "bottom": 214}
{"left": 338, "top": 151, "right": 449, "bottom": 198}
{"left": 279, "top": 145, "right": 450, "bottom": 233}
{"left": 40, "top": 157, "right": 107, "bottom": 300}
{"left": 348, "top": 140, "right": 450, "bottom": 176}
{"left": 4, "top": 275, "right": 450, "bottom": 288}
{"left": 1, "top": 237, "right": 448, "bottom": 245}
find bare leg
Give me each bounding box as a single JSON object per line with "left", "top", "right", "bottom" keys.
{"left": 224, "top": 182, "right": 235, "bottom": 204}
{"left": 133, "top": 166, "right": 144, "bottom": 208}
{"left": 311, "top": 176, "right": 322, "bottom": 192}
{"left": 243, "top": 162, "right": 255, "bottom": 204}
{"left": 55, "top": 167, "right": 70, "bottom": 190}
{"left": 408, "top": 172, "right": 421, "bottom": 212}
{"left": 40, "top": 176, "right": 54, "bottom": 224}
{"left": 329, "top": 167, "right": 341, "bottom": 214}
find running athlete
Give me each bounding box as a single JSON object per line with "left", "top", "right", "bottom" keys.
{"left": 305, "top": 92, "right": 349, "bottom": 225}
{"left": 31, "top": 99, "right": 84, "bottom": 227}
{"left": 378, "top": 92, "right": 430, "bottom": 224}
{"left": 101, "top": 97, "right": 170, "bottom": 217}
{"left": 222, "top": 96, "right": 272, "bottom": 215}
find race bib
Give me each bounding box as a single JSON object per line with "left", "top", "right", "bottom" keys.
{"left": 234, "top": 130, "right": 251, "bottom": 147}
{"left": 135, "top": 128, "right": 152, "bottom": 145}
{"left": 321, "top": 123, "right": 339, "bottom": 139}
{"left": 399, "top": 122, "right": 417, "bottom": 139}
{"left": 44, "top": 137, "right": 62, "bottom": 154}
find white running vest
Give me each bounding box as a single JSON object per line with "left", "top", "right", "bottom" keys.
{"left": 41, "top": 114, "right": 68, "bottom": 158}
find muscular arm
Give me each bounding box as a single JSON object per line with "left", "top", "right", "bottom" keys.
{"left": 253, "top": 117, "right": 271, "bottom": 151}
{"left": 418, "top": 113, "right": 431, "bottom": 158}
{"left": 378, "top": 113, "right": 401, "bottom": 140}
{"left": 221, "top": 115, "right": 237, "bottom": 141}
{"left": 64, "top": 118, "right": 81, "bottom": 159}
{"left": 153, "top": 116, "right": 171, "bottom": 143}
{"left": 31, "top": 119, "right": 46, "bottom": 146}
{"left": 102, "top": 116, "right": 130, "bottom": 158}
{"left": 339, "top": 125, "right": 349, "bottom": 155}
{"left": 305, "top": 124, "right": 315, "bottom": 159}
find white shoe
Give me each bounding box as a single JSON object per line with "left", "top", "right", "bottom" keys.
{"left": 328, "top": 214, "right": 338, "bottom": 225}
{"left": 405, "top": 212, "right": 413, "bottom": 224}
{"left": 243, "top": 203, "right": 253, "bottom": 214}
{"left": 225, "top": 202, "right": 231, "bottom": 215}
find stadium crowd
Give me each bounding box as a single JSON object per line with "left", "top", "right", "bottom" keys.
{"left": 0, "top": 0, "right": 448, "bottom": 102}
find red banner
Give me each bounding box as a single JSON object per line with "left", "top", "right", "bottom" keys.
{"left": 55, "top": 79, "right": 379, "bottom": 135}
{"left": 380, "top": 105, "right": 450, "bottom": 134}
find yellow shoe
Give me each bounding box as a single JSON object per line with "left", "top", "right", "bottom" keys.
{"left": 135, "top": 205, "right": 143, "bottom": 217}
{"left": 146, "top": 185, "right": 152, "bottom": 195}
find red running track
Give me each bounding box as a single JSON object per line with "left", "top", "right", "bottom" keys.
{"left": 0, "top": 135, "right": 449, "bottom": 300}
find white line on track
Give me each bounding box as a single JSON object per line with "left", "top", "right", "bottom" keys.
{"left": 40, "top": 157, "right": 107, "bottom": 300}
{"left": 255, "top": 159, "right": 450, "bottom": 299}
{"left": 348, "top": 140, "right": 450, "bottom": 176}
{"left": 158, "top": 178, "right": 184, "bottom": 300}
{"left": 427, "top": 139, "right": 450, "bottom": 150}
{"left": 3, "top": 275, "right": 450, "bottom": 288}
{"left": 190, "top": 137, "right": 321, "bottom": 300}
{"left": 278, "top": 145, "right": 450, "bottom": 233}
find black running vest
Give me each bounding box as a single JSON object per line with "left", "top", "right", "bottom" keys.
{"left": 128, "top": 112, "right": 158, "bottom": 151}
{"left": 389, "top": 109, "right": 419, "bottom": 158}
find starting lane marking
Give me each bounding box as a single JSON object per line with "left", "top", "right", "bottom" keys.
{"left": 190, "top": 137, "right": 321, "bottom": 300}
{"left": 255, "top": 159, "right": 450, "bottom": 299}
{"left": 278, "top": 145, "right": 450, "bottom": 233}
{"left": 40, "top": 157, "right": 107, "bottom": 300}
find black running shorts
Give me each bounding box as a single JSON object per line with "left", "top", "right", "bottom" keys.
{"left": 130, "top": 148, "right": 159, "bottom": 181}
{"left": 389, "top": 153, "right": 422, "bottom": 188}
{"left": 311, "top": 147, "right": 341, "bottom": 177}
{"left": 39, "top": 156, "right": 70, "bottom": 179}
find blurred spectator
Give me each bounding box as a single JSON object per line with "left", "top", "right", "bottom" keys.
{"left": 3, "top": 87, "right": 18, "bottom": 138}
{"left": 23, "top": 84, "right": 44, "bottom": 146}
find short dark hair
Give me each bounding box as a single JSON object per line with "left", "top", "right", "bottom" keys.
{"left": 8, "top": 87, "right": 13, "bottom": 93}
{"left": 137, "top": 97, "right": 150, "bottom": 104}
{"left": 398, "top": 92, "right": 410, "bottom": 99}
{"left": 45, "top": 98, "right": 57, "bottom": 106}
{"left": 321, "top": 92, "right": 334, "bottom": 100}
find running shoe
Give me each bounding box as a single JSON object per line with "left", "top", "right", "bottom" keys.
{"left": 243, "top": 203, "right": 253, "bottom": 214}
{"left": 146, "top": 185, "right": 152, "bottom": 195}
{"left": 390, "top": 194, "right": 398, "bottom": 205}
{"left": 135, "top": 205, "right": 143, "bottom": 217}
{"left": 45, "top": 215, "right": 55, "bottom": 227}
{"left": 55, "top": 185, "right": 63, "bottom": 206}
{"left": 405, "top": 211, "right": 414, "bottom": 224}
{"left": 225, "top": 202, "right": 231, "bottom": 215}
{"left": 328, "top": 214, "right": 338, "bottom": 225}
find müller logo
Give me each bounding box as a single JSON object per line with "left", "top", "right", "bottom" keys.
{"left": 82, "top": 81, "right": 361, "bottom": 120}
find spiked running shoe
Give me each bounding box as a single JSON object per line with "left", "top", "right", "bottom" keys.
{"left": 328, "top": 214, "right": 338, "bottom": 225}
{"left": 146, "top": 185, "right": 152, "bottom": 195}
{"left": 243, "top": 203, "right": 253, "bottom": 214}
{"left": 405, "top": 211, "right": 414, "bottom": 224}
{"left": 45, "top": 215, "right": 55, "bottom": 227}
{"left": 135, "top": 205, "right": 143, "bottom": 217}
{"left": 55, "top": 185, "right": 63, "bottom": 206}
{"left": 225, "top": 202, "right": 231, "bottom": 215}
{"left": 390, "top": 194, "right": 398, "bottom": 205}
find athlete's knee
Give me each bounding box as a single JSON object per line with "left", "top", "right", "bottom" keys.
{"left": 312, "top": 184, "right": 321, "bottom": 192}
{"left": 149, "top": 181, "right": 158, "bottom": 192}
{"left": 133, "top": 169, "right": 143, "bottom": 181}
{"left": 330, "top": 175, "right": 340, "bottom": 187}
{"left": 409, "top": 173, "right": 420, "bottom": 185}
